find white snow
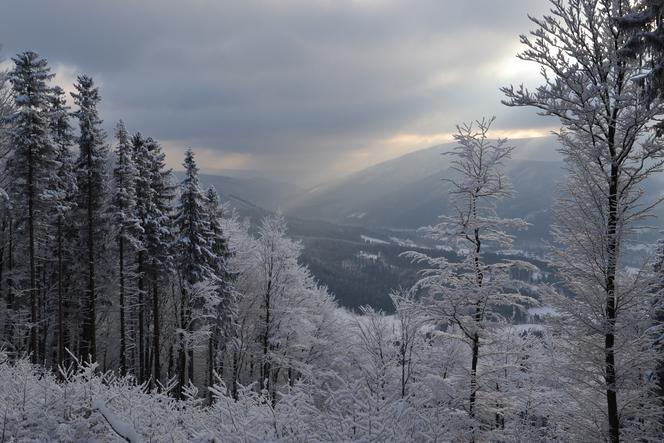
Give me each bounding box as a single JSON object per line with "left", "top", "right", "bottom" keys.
{"left": 347, "top": 212, "right": 367, "bottom": 219}
{"left": 357, "top": 251, "right": 379, "bottom": 261}
{"left": 92, "top": 399, "right": 143, "bottom": 443}
{"left": 360, "top": 234, "right": 389, "bottom": 245}
{"left": 527, "top": 306, "right": 556, "bottom": 317}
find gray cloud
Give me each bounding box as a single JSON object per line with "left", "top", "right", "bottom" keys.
{"left": 0, "top": 0, "right": 554, "bottom": 185}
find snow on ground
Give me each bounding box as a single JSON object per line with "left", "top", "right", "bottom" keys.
{"left": 510, "top": 323, "right": 547, "bottom": 333}
{"left": 495, "top": 249, "right": 546, "bottom": 261}
{"left": 388, "top": 236, "right": 428, "bottom": 249}
{"left": 625, "top": 242, "right": 655, "bottom": 253}
{"left": 357, "top": 251, "right": 379, "bottom": 262}
{"left": 527, "top": 306, "right": 556, "bottom": 317}
{"left": 0, "top": 357, "right": 294, "bottom": 442}
{"left": 360, "top": 234, "right": 389, "bottom": 245}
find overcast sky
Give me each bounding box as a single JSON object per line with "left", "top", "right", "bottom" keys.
{"left": 1, "top": 0, "right": 557, "bottom": 186}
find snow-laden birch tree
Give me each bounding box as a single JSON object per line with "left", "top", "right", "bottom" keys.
{"left": 404, "top": 117, "right": 536, "bottom": 438}
{"left": 254, "top": 213, "right": 303, "bottom": 402}
{"left": 502, "top": 0, "right": 664, "bottom": 440}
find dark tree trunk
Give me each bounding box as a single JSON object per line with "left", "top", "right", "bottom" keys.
{"left": 168, "top": 344, "right": 174, "bottom": 380}
{"left": 28, "top": 144, "right": 38, "bottom": 363}
{"left": 4, "top": 218, "right": 14, "bottom": 352}
{"left": 178, "top": 284, "right": 187, "bottom": 399}
{"left": 57, "top": 217, "right": 65, "bottom": 369}
{"left": 118, "top": 233, "right": 127, "bottom": 376}
{"left": 137, "top": 250, "right": 145, "bottom": 382}
{"left": 0, "top": 215, "right": 4, "bottom": 302}
{"left": 39, "top": 247, "right": 48, "bottom": 365}
{"left": 208, "top": 334, "right": 215, "bottom": 404}
{"left": 0, "top": 215, "right": 4, "bottom": 352}
{"left": 262, "top": 274, "right": 272, "bottom": 393}
{"left": 232, "top": 350, "right": 239, "bottom": 400}
{"left": 188, "top": 348, "right": 194, "bottom": 384}
{"left": 469, "top": 223, "right": 483, "bottom": 420}
{"left": 81, "top": 150, "right": 96, "bottom": 362}
{"left": 401, "top": 352, "right": 406, "bottom": 398}
{"left": 605, "top": 163, "right": 620, "bottom": 443}
{"left": 152, "top": 269, "right": 160, "bottom": 386}
{"left": 469, "top": 330, "right": 480, "bottom": 418}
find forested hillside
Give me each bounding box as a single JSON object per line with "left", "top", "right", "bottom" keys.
{"left": 1, "top": 0, "right": 664, "bottom": 441}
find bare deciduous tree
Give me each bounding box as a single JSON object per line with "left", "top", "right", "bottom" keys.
{"left": 503, "top": 0, "right": 664, "bottom": 440}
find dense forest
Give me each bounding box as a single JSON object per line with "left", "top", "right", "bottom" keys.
{"left": 1, "top": 0, "right": 664, "bottom": 441}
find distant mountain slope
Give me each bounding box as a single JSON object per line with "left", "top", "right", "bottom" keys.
{"left": 285, "top": 138, "right": 561, "bottom": 238}
{"left": 284, "top": 137, "right": 664, "bottom": 248}
{"left": 173, "top": 171, "right": 305, "bottom": 213}
{"left": 171, "top": 172, "right": 306, "bottom": 225}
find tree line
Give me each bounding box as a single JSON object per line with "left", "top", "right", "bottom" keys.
{"left": 0, "top": 51, "right": 338, "bottom": 404}
{"left": 1, "top": 0, "right": 664, "bottom": 441}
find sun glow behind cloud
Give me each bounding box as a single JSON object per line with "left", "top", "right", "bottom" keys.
{"left": 1, "top": 0, "right": 555, "bottom": 185}
{"left": 328, "top": 125, "right": 558, "bottom": 176}
{"left": 162, "top": 142, "right": 253, "bottom": 173}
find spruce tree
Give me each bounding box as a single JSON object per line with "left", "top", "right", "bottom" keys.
{"left": 174, "top": 149, "right": 213, "bottom": 396}
{"left": 47, "top": 86, "right": 76, "bottom": 367}
{"left": 143, "top": 136, "right": 173, "bottom": 386}
{"left": 203, "top": 186, "right": 237, "bottom": 397}
{"left": 111, "top": 121, "right": 141, "bottom": 376}
{"left": 618, "top": 1, "right": 664, "bottom": 102}
{"left": 5, "top": 51, "right": 57, "bottom": 362}
{"left": 0, "top": 64, "right": 11, "bottom": 353}
{"left": 131, "top": 132, "right": 148, "bottom": 380}
{"left": 132, "top": 134, "right": 173, "bottom": 383}
{"left": 71, "top": 74, "right": 109, "bottom": 362}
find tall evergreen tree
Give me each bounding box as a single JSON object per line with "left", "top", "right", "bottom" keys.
{"left": 71, "top": 74, "right": 109, "bottom": 362}
{"left": 0, "top": 56, "right": 13, "bottom": 193}
{"left": 5, "top": 51, "right": 57, "bottom": 362}
{"left": 111, "top": 121, "right": 141, "bottom": 376}
{"left": 618, "top": 0, "right": 664, "bottom": 103}
{"left": 131, "top": 133, "right": 148, "bottom": 381}
{"left": 132, "top": 134, "right": 173, "bottom": 383}
{"left": 203, "top": 186, "right": 237, "bottom": 397}
{"left": 0, "top": 61, "right": 12, "bottom": 356}
{"left": 174, "top": 149, "right": 213, "bottom": 396}
{"left": 46, "top": 86, "right": 76, "bottom": 367}
{"left": 143, "top": 137, "right": 173, "bottom": 386}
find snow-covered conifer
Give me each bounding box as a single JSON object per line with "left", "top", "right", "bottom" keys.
{"left": 111, "top": 121, "right": 141, "bottom": 376}
{"left": 5, "top": 51, "right": 57, "bottom": 362}
{"left": 203, "top": 186, "right": 237, "bottom": 397}
{"left": 47, "top": 85, "right": 77, "bottom": 367}
{"left": 618, "top": 0, "right": 664, "bottom": 103}
{"left": 71, "top": 74, "right": 110, "bottom": 362}
{"left": 173, "top": 148, "right": 212, "bottom": 394}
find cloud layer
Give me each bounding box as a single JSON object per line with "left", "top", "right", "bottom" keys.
{"left": 1, "top": 0, "right": 556, "bottom": 185}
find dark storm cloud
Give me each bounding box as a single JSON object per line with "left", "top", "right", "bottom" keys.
{"left": 0, "top": 0, "right": 553, "bottom": 184}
